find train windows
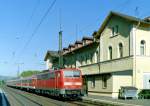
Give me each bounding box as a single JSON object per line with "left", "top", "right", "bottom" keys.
{"left": 64, "top": 70, "right": 80, "bottom": 77}
{"left": 64, "top": 71, "right": 72, "bottom": 77}
{"left": 40, "top": 73, "right": 51, "bottom": 80}
{"left": 36, "top": 72, "right": 55, "bottom": 80}
{"left": 29, "top": 79, "right": 32, "bottom": 83}
{"left": 37, "top": 74, "right": 42, "bottom": 79}
{"left": 73, "top": 71, "right": 80, "bottom": 77}
{"left": 41, "top": 73, "right": 48, "bottom": 79}
{"left": 49, "top": 73, "right": 55, "bottom": 79}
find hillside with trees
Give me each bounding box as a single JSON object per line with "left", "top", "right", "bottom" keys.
{"left": 20, "top": 70, "right": 41, "bottom": 77}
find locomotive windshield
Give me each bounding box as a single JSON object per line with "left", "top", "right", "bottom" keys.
{"left": 64, "top": 70, "right": 80, "bottom": 77}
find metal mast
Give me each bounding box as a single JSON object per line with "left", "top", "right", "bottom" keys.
{"left": 59, "top": 31, "right": 63, "bottom": 68}
{"left": 58, "top": 9, "right": 63, "bottom": 68}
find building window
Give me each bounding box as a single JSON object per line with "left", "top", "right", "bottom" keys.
{"left": 102, "top": 75, "right": 107, "bottom": 88}
{"left": 140, "top": 40, "right": 146, "bottom": 55}
{"left": 94, "top": 51, "right": 99, "bottom": 63}
{"left": 83, "top": 40, "right": 86, "bottom": 46}
{"left": 108, "top": 46, "right": 112, "bottom": 60}
{"left": 118, "top": 43, "right": 123, "bottom": 58}
{"left": 87, "top": 54, "right": 90, "bottom": 64}
{"left": 91, "top": 77, "right": 95, "bottom": 88}
{"left": 90, "top": 53, "right": 93, "bottom": 64}
{"left": 111, "top": 25, "right": 118, "bottom": 36}
{"left": 85, "top": 56, "right": 88, "bottom": 64}
{"left": 80, "top": 56, "right": 84, "bottom": 65}
{"left": 96, "top": 51, "right": 99, "bottom": 63}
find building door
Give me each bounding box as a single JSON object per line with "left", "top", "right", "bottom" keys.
{"left": 83, "top": 75, "right": 88, "bottom": 95}
{"left": 143, "top": 73, "right": 150, "bottom": 89}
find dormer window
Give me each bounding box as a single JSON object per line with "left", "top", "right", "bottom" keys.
{"left": 111, "top": 25, "right": 118, "bottom": 37}
{"left": 82, "top": 37, "right": 93, "bottom": 45}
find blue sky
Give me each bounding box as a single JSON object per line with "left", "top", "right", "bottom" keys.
{"left": 0, "top": 0, "right": 150, "bottom": 76}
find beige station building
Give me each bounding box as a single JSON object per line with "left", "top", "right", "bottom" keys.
{"left": 44, "top": 11, "right": 150, "bottom": 98}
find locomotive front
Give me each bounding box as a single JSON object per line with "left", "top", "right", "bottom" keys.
{"left": 60, "top": 69, "right": 83, "bottom": 98}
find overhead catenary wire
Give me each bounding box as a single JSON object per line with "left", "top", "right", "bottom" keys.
{"left": 12, "top": 0, "right": 40, "bottom": 62}
{"left": 17, "top": 0, "right": 57, "bottom": 59}
{"left": 22, "top": 0, "right": 41, "bottom": 37}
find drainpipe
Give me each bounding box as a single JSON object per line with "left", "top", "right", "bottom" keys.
{"left": 94, "top": 33, "right": 101, "bottom": 74}
{"left": 98, "top": 35, "right": 101, "bottom": 74}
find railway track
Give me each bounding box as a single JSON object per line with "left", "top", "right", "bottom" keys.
{"left": 3, "top": 86, "right": 117, "bottom": 106}
{"left": 4, "top": 87, "right": 43, "bottom": 106}
{"left": 3, "top": 87, "right": 64, "bottom": 106}
{"left": 68, "top": 100, "right": 119, "bottom": 106}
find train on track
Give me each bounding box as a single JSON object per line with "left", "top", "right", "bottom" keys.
{"left": 6, "top": 68, "right": 83, "bottom": 98}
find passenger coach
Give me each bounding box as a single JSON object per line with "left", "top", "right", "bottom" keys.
{"left": 7, "top": 68, "right": 83, "bottom": 98}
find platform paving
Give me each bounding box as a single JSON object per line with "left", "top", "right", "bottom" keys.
{"left": 82, "top": 94, "right": 150, "bottom": 106}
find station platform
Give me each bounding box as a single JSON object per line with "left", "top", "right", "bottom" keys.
{"left": 82, "top": 94, "right": 150, "bottom": 106}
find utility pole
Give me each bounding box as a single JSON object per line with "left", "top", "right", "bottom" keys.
{"left": 15, "top": 62, "right": 24, "bottom": 78}
{"left": 59, "top": 31, "right": 63, "bottom": 68}
{"left": 58, "top": 8, "right": 63, "bottom": 68}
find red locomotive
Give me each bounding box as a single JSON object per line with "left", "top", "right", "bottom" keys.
{"left": 6, "top": 68, "right": 83, "bottom": 98}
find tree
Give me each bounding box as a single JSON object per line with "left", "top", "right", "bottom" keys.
{"left": 20, "top": 70, "right": 40, "bottom": 77}
{"left": 0, "top": 80, "right": 5, "bottom": 86}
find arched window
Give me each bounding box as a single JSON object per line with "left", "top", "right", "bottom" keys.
{"left": 118, "top": 43, "right": 123, "bottom": 58}
{"left": 140, "top": 40, "right": 146, "bottom": 55}
{"left": 90, "top": 53, "right": 93, "bottom": 64}
{"left": 108, "top": 46, "right": 112, "bottom": 60}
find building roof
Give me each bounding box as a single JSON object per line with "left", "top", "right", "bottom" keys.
{"left": 144, "top": 16, "right": 150, "bottom": 22}
{"left": 75, "top": 40, "right": 82, "bottom": 44}
{"left": 95, "top": 11, "right": 150, "bottom": 38}
{"left": 82, "top": 36, "right": 93, "bottom": 41}
{"left": 69, "top": 44, "right": 75, "bottom": 48}
{"left": 44, "top": 51, "right": 59, "bottom": 61}
{"left": 63, "top": 41, "right": 99, "bottom": 56}
{"left": 63, "top": 47, "right": 69, "bottom": 50}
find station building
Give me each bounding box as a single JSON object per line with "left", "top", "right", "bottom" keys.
{"left": 44, "top": 11, "right": 150, "bottom": 98}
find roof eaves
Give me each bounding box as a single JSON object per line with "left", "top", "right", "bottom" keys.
{"left": 63, "top": 42, "right": 99, "bottom": 56}
{"left": 75, "top": 40, "right": 82, "bottom": 44}
{"left": 82, "top": 36, "right": 93, "bottom": 41}
{"left": 44, "top": 50, "right": 59, "bottom": 61}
